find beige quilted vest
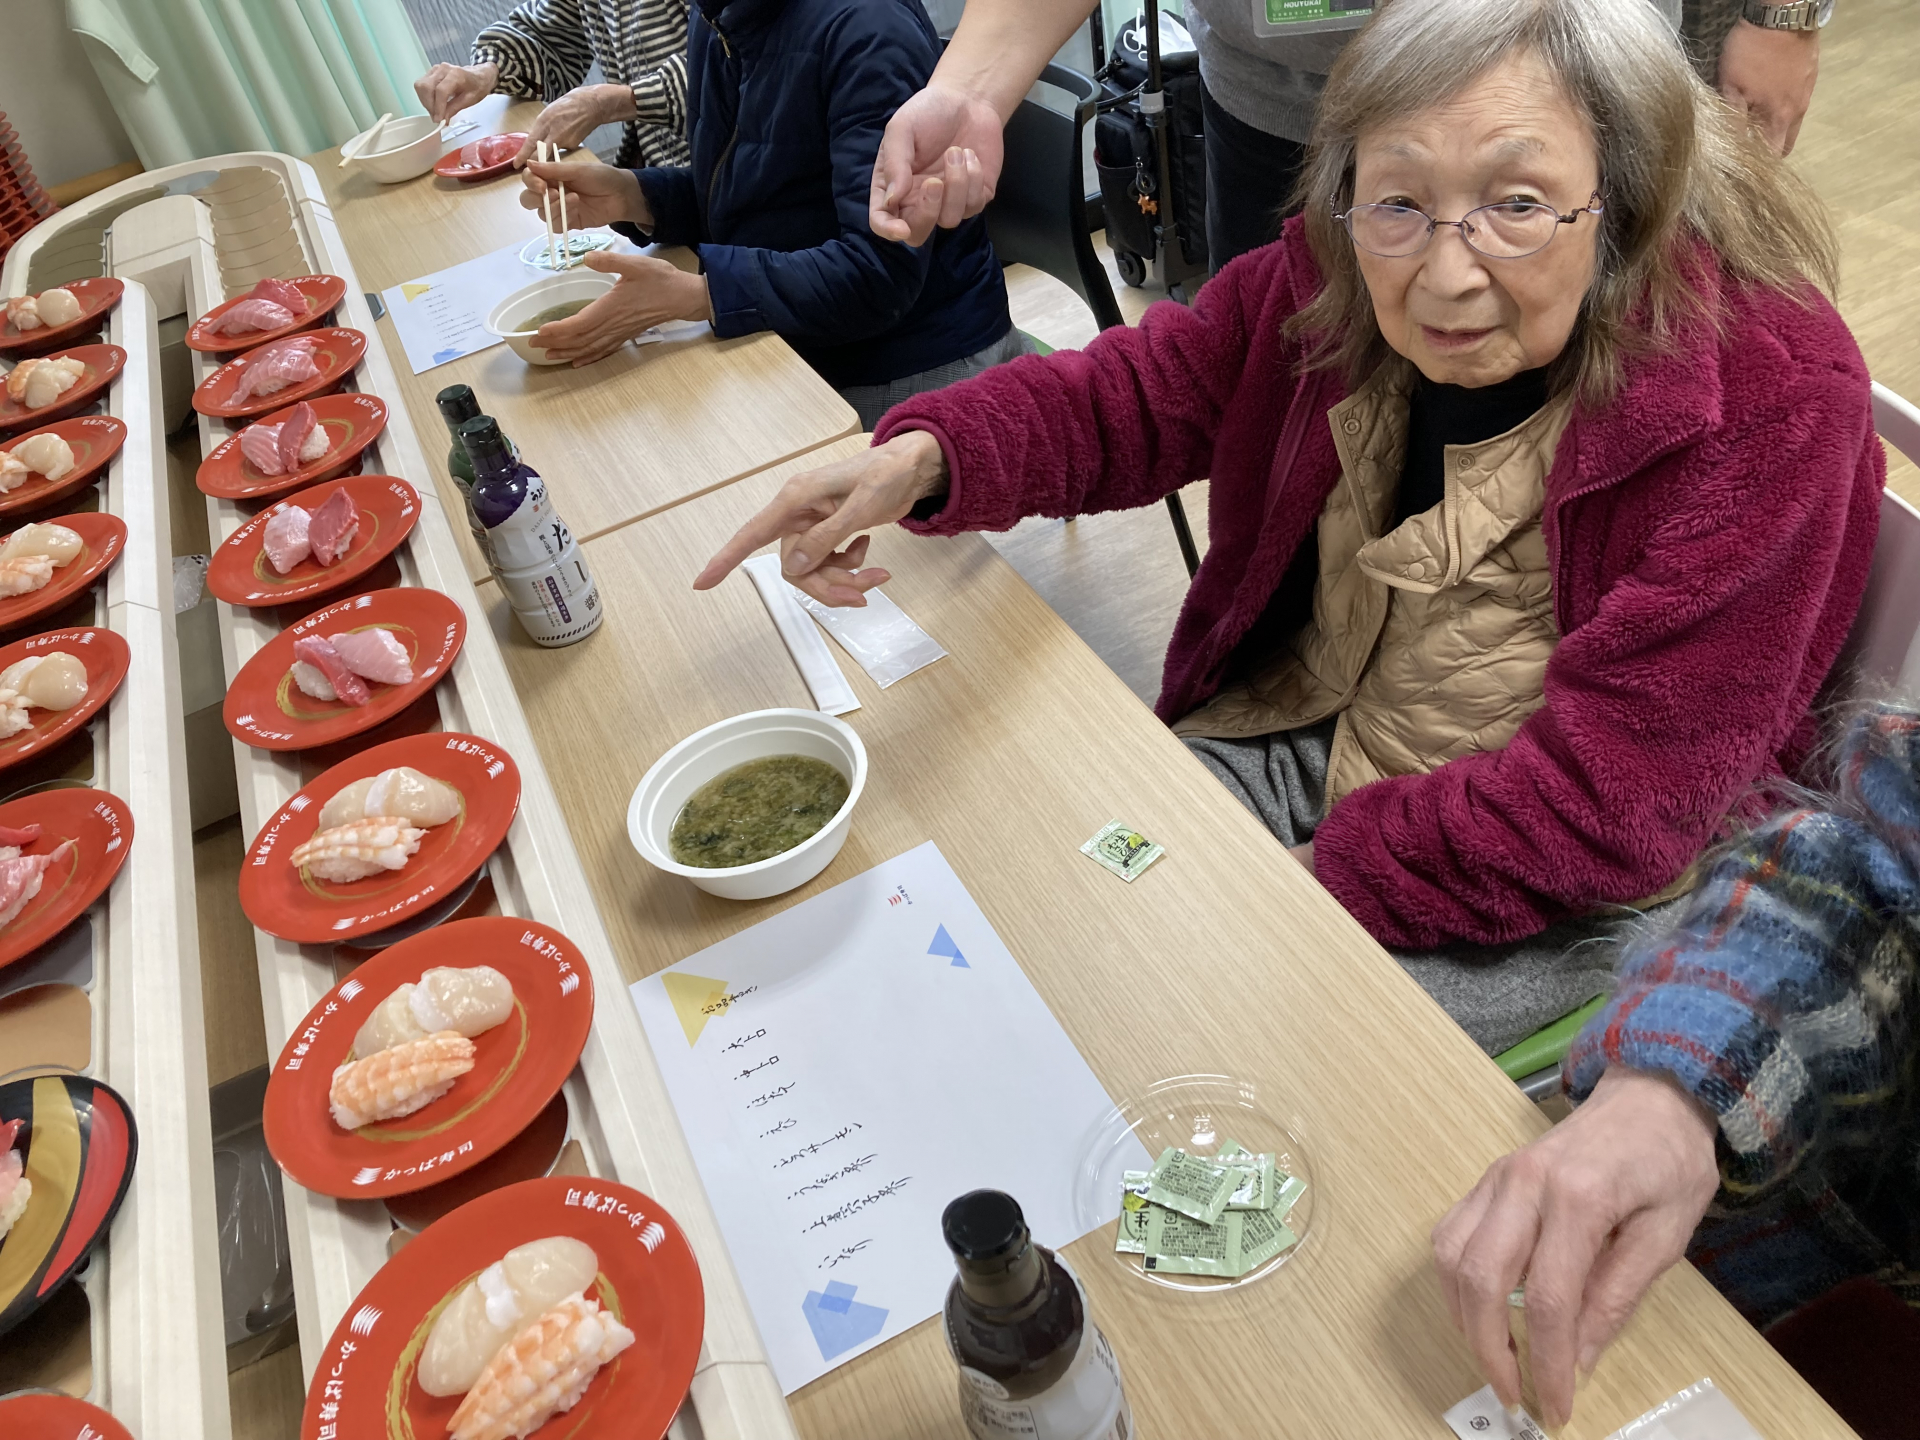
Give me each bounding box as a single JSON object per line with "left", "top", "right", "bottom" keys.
{"left": 1175, "top": 368, "right": 1572, "bottom": 808}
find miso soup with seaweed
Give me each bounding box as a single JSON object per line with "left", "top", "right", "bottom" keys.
{"left": 524, "top": 299, "right": 592, "bottom": 331}
{"left": 669, "top": 754, "right": 850, "bottom": 868}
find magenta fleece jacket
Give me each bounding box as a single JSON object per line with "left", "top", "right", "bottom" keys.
{"left": 873, "top": 218, "right": 1885, "bottom": 949}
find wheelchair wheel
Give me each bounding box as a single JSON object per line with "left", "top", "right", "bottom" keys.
{"left": 1114, "top": 248, "right": 1147, "bottom": 287}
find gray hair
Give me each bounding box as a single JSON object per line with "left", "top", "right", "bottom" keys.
{"left": 1288, "top": 0, "right": 1839, "bottom": 405}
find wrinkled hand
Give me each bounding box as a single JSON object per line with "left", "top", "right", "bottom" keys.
{"left": 1718, "top": 18, "right": 1820, "bottom": 154}
{"left": 868, "top": 83, "right": 1005, "bottom": 245}
{"left": 520, "top": 160, "right": 648, "bottom": 233}
{"left": 693, "top": 433, "right": 950, "bottom": 604}
{"left": 1432, "top": 1066, "right": 1720, "bottom": 1429}
{"left": 532, "top": 251, "right": 708, "bottom": 366}
{"left": 514, "top": 84, "right": 633, "bottom": 167}
{"left": 415, "top": 62, "right": 498, "bottom": 125}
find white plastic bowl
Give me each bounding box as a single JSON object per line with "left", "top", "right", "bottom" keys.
{"left": 627, "top": 709, "right": 867, "bottom": 901}
{"left": 484, "top": 272, "right": 618, "bottom": 366}
{"left": 344, "top": 116, "right": 443, "bottom": 184}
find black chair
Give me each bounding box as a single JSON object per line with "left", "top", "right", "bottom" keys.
{"left": 983, "top": 62, "right": 1203, "bottom": 579}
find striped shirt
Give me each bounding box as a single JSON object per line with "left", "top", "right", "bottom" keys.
{"left": 474, "top": 0, "right": 692, "bottom": 167}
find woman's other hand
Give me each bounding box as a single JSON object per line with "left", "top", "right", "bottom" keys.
{"left": 515, "top": 84, "right": 637, "bottom": 167}
{"left": 1431, "top": 1066, "right": 1720, "bottom": 1430}
{"left": 531, "top": 252, "right": 708, "bottom": 366}
{"left": 1718, "top": 18, "right": 1820, "bottom": 155}
{"left": 415, "top": 62, "right": 498, "bottom": 125}
{"left": 520, "top": 161, "right": 649, "bottom": 232}
{"left": 869, "top": 84, "right": 1000, "bottom": 245}
{"left": 694, "top": 433, "right": 950, "bottom": 604}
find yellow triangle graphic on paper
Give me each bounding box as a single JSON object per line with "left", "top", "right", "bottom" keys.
{"left": 661, "top": 971, "right": 733, "bottom": 1048}
{"left": 401, "top": 282, "right": 434, "bottom": 302}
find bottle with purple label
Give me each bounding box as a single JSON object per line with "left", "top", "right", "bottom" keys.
{"left": 458, "top": 416, "right": 602, "bottom": 647}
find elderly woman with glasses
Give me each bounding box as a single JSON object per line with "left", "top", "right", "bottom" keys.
{"left": 695, "top": 0, "right": 1882, "bottom": 1052}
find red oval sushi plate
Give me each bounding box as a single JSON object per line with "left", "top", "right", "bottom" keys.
{"left": 0, "top": 514, "right": 127, "bottom": 633}
{"left": 196, "top": 392, "right": 390, "bottom": 500}
{"left": 263, "top": 914, "right": 591, "bottom": 1198}
{"left": 302, "top": 1177, "right": 703, "bottom": 1440}
{"left": 223, "top": 587, "right": 466, "bottom": 751}
{"left": 208, "top": 475, "right": 419, "bottom": 607}
{"left": 0, "top": 1394, "right": 136, "bottom": 1440}
{"left": 239, "top": 731, "right": 519, "bottom": 944}
{"left": 0, "top": 346, "right": 126, "bottom": 433}
{"left": 0, "top": 278, "right": 125, "bottom": 357}
{"left": 0, "top": 415, "right": 126, "bottom": 517}
{"left": 0, "top": 1073, "right": 139, "bottom": 1340}
{"left": 185, "top": 273, "right": 348, "bottom": 354}
{"left": 191, "top": 328, "right": 367, "bottom": 420}
{"left": 0, "top": 787, "right": 132, "bottom": 969}
{"left": 0, "top": 628, "right": 131, "bottom": 774}
{"left": 433, "top": 132, "right": 529, "bottom": 181}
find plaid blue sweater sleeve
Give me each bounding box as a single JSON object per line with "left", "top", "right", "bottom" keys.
{"left": 1566, "top": 707, "right": 1920, "bottom": 1196}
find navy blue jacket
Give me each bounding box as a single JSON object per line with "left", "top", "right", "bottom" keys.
{"left": 627, "top": 0, "right": 1010, "bottom": 388}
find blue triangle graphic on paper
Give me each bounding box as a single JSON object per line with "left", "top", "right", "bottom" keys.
{"left": 802, "top": 1281, "right": 888, "bottom": 1360}
{"left": 928, "top": 923, "right": 968, "bottom": 967}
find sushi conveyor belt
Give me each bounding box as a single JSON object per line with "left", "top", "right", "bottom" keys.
{"left": 1, "top": 155, "right": 797, "bottom": 1440}
{"left": 0, "top": 282, "right": 226, "bottom": 1434}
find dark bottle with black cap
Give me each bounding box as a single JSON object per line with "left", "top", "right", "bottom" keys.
{"left": 459, "top": 416, "right": 602, "bottom": 647}
{"left": 942, "top": 1190, "right": 1131, "bottom": 1440}
{"left": 433, "top": 383, "right": 492, "bottom": 551}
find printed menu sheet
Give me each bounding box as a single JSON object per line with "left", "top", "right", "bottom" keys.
{"left": 630, "top": 841, "right": 1146, "bottom": 1392}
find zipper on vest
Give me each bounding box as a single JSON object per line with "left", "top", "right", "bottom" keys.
{"left": 707, "top": 19, "right": 740, "bottom": 208}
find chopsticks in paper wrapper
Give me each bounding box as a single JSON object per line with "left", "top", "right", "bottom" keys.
{"left": 744, "top": 555, "right": 859, "bottom": 715}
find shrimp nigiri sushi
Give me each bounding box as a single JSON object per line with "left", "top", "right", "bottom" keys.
{"left": 350, "top": 965, "right": 511, "bottom": 1058}
{"left": 0, "top": 554, "right": 55, "bottom": 596}
{"left": 0, "top": 839, "right": 74, "bottom": 929}
{"left": 262, "top": 505, "right": 311, "bottom": 574}
{"left": 6, "top": 356, "right": 87, "bottom": 412}
{"left": 326, "top": 627, "right": 411, "bottom": 685}
{"left": 327, "top": 1030, "right": 474, "bottom": 1129}
{"left": 5, "top": 289, "right": 82, "bottom": 332}
{"left": 448, "top": 1291, "right": 635, "bottom": 1440}
{"left": 1, "top": 433, "right": 76, "bottom": 487}
{"left": 0, "top": 1118, "right": 29, "bottom": 1242}
{"left": 289, "top": 634, "right": 370, "bottom": 705}
{"left": 419, "top": 1237, "right": 602, "bottom": 1397}
{"left": 289, "top": 815, "right": 424, "bottom": 883}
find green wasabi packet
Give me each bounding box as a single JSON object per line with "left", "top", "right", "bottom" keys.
{"left": 1145, "top": 1147, "right": 1238, "bottom": 1225}
{"left": 1217, "top": 1139, "right": 1278, "bottom": 1211}
{"left": 1271, "top": 1172, "right": 1308, "bottom": 1221}
{"left": 1115, "top": 1170, "right": 1152, "bottom": 1255}
{"left": 1142, "top": 1205, "right": 1239, "bottom": 1276}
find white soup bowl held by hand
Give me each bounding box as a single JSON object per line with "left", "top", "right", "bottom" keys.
{"left": 485, "top": 272, "right": 618, "bottom": 366}
{"left": 628, "top": 709, "right": 867, "bottom": 901}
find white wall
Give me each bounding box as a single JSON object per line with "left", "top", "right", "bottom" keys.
{"left": 5, "top": 0, "right": 138, "bottom": 189}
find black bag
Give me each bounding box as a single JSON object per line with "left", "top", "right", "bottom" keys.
{"left": 1093, "top": 10, "right": 1209, "bottom": 280}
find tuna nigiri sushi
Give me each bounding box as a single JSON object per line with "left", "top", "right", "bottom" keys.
{"left": 290, "top": 634, "right": 370, "bottom": 705}
{"left": 262, "top": 505, "right": 311, "bottom": 574}
{"left": 308, "top": 486, "right": 358, "bottom": 566}
{"left": 447, "top": 1291, "right": 635, "bottom": 1440}
{"left": 238, "top": 408, "right": 329, "bottom": 477}
{"left": 229, "top": 336, "right": 321, "bottom": 404}
{"left": 0, "top": 838, "right": 74, "bottom": 929}
{"left": 0, "top": 1118, "right": 29, "bottom": 1243}
{"left": 327, "top": 627, "right": 411, "bottom": 685}
{"left": 328, "top": 1030, "right": 473, "bottom": 1129}
{"left": 206, "top": 277, "right": 311, "bottom": 337}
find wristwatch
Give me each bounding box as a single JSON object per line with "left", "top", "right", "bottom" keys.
{"left": 1741, "top": 0, "right": 1834, "bottom": 29}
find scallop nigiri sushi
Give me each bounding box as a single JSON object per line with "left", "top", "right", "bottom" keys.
{"left": 289, "top": 815, "right": 424, "bottom": 883}
{"left": 0, "top": 1118, "right": 29, "bottom": 1242}
{"left": 327, "top": 1030, "right": 474, "bottom": 1130}
{"left": 419, "top": 1237, "right": 602, "bottom": 1397}
{"left": 0, "top": 652, "right": 89, "bottom": 710}
{"left": 326, "top": 627, "right": 411, "bottom": 685}
{"left": 0, "top": 522, "right": 85, "bottom": 567}
{"left": 3, "top": 433, "right": 76, "bottom": 485}
{"left": 448, "top": 1291, "right": 635, "bottom": 1440}
{"left": 6, "top": 356, "right": 87, "bottom": 411}
{"left": 6, "top": 289, "right": 82, "bottom": 332}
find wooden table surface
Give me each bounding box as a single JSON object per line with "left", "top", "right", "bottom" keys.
{"left": 308, "top": 99, "right": 860, "bottom": 585}
{"left": 489, "top": 435, "right": 1854, "bottom": 1440}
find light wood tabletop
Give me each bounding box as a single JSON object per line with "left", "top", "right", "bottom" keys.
{"left": 486, "top": 435, "right": 1855, "bottom": 1440}
{"left": 307, "top": 100, "right": 860, "bottom": 585}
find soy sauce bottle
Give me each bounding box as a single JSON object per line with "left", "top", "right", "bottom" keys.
{"left": 434, "top": 384, "right": 493, "bottom": 553}
{"left": 942, "top": 1190, "right": 1132, "bottom": 1440}
{"left": 458, "top": 416, "right": 603, "bottom": 647}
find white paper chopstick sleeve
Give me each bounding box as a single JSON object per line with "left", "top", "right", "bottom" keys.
{"left": 743, "top": 554, "right": 860, "bottom": 715}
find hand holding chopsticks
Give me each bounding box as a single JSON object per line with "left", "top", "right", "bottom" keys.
{"left": 535, "top": 141, "right": 575, "bottom": 271}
